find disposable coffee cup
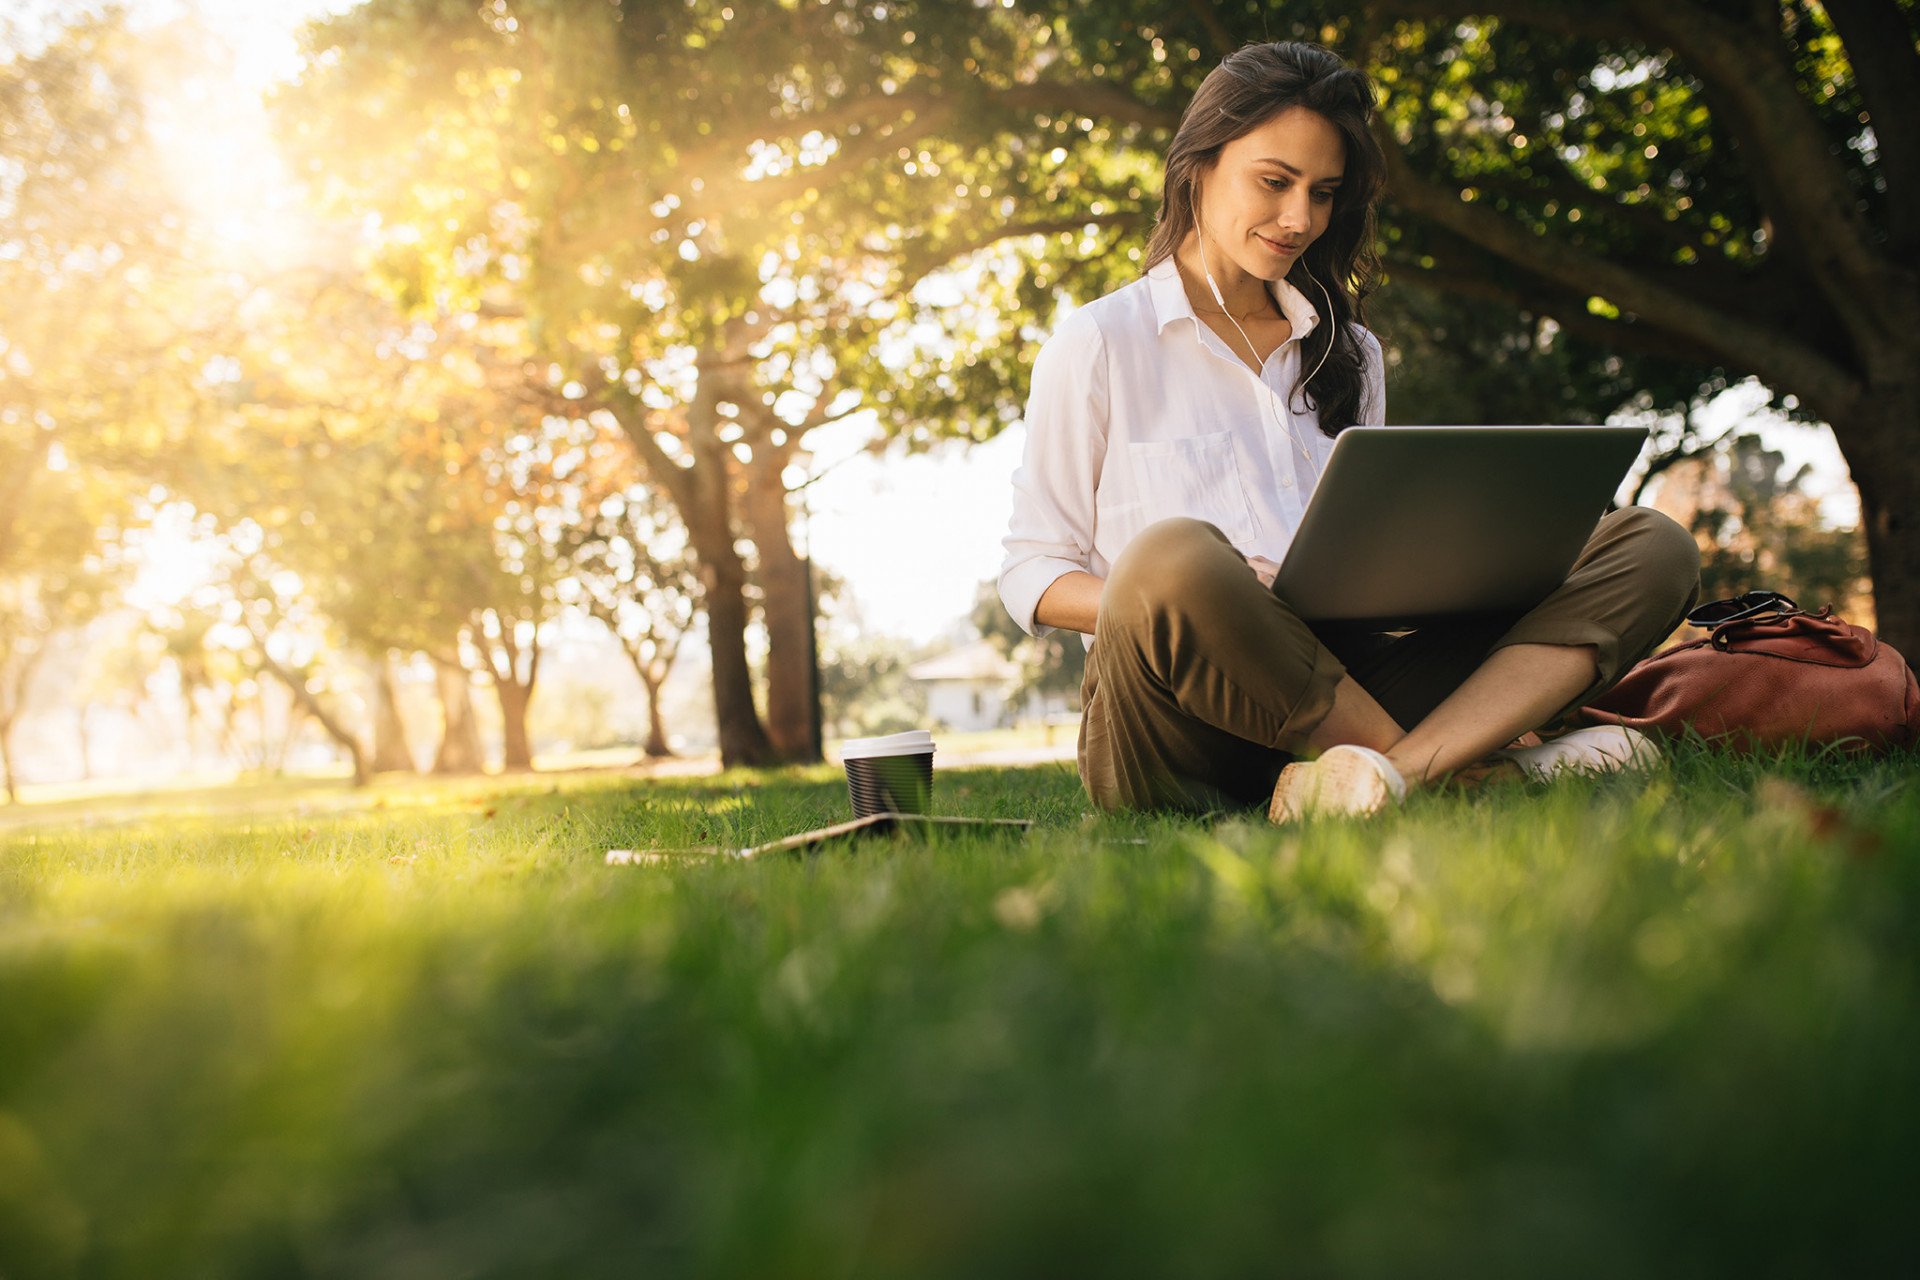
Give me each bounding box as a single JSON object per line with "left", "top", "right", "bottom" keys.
{"left": 839, "top": 730, "right": 936, "bottom": 818}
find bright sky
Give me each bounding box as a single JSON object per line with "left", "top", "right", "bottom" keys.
{"left": 802, "top": 424, "right": 1026, "bottom": 642}
{"left": 141, "top": 0, "right": 356, "bottom": 87}
{"left": 110, "top": 0, "right": 1857, "bottom": 647}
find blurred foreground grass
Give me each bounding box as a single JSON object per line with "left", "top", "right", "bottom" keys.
{"left": 2, "top": 748, "right": 1917, "bottom": 1278}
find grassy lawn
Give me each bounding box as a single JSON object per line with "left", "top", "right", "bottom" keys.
{"left": 2, "top": 748, "right": 1917, "bottom": 1277}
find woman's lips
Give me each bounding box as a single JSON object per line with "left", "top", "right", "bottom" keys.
{"left": 1258, "top": 234, "right": 1299, "bottom": 255}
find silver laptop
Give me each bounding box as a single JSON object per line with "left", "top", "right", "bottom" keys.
{"left": 1270, "top": 425, "right": 1650, "bottom": 627}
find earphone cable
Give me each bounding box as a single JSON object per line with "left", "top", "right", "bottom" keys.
{"left": 1196, "top": 221, "right": 1330, "bottom": 487}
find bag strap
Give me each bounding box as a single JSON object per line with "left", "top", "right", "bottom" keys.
{"left": 1686, "top": 590, "right": 1800, "bottom": 629}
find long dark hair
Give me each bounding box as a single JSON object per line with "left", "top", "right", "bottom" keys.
{"left": 1144, "top": 42, "right": 1385, "bottom": 435}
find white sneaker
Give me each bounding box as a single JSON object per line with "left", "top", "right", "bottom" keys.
{"left": 1497, "top": 725, "right": 1660, "bottom": 780}
{"left": 1269, "top": 744, "right": 1408, "bottom": 823}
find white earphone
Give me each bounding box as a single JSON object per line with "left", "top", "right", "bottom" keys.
{"left": 1193, "top": 191, "right": 1335, "bottom": 483}
{"left": 1197, "top": 212, "right": 1335, "bottom": 389}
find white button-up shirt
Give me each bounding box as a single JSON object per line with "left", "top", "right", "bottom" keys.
{"left": 999, "top": 255, "right": 1386, "bottom": 639}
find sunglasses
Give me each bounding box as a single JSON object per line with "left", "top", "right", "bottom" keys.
{"left": 1686, "top": 590, "right": 1800, "bottom": 629}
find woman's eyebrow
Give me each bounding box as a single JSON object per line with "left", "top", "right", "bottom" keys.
{"left": 1253, "top": 158, "right": 1343, "bottom": 185}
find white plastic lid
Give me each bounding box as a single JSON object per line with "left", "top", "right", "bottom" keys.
{"left": 838, "top": 729, "right": 936, "bottom": 760}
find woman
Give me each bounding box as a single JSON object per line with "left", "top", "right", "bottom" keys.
{"left": 998, "top": 40, "right": 1701, "bottom": 819}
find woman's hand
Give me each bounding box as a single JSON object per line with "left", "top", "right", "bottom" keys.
{"left": 1244, "top": 554, "right": 1281, "bottom": 590}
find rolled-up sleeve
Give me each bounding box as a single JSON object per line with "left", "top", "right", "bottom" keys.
{"left": 999, "top": 308, "right": 1110, "bottom": 638}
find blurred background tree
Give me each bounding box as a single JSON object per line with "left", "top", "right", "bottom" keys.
{"left": 0, "top": 8, "right": 173, "bottom": 797}
{"left": 817, "top": 635, "right": 932, "bottom": 740}
{"left": 970, "top": 580, "right": 1086, "bottom": 714}
{"left": 1650, "top": 433, "right": 1871, "bottom": 610}
{"left": 0, "top": 472, "right": 122, "bottom": 802}
{"left": 814, "top": 567, "right": 931, "bottom": 739}
{"left": 551, "top": 479, "right": 702, "bottom": 760}
{"left": 1359, "top": 0, "right": 1914, "bottom": 639}
{"left": 276, "top": 0, "right": 859, "bottom": 767}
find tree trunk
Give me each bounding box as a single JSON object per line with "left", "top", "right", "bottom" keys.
{"left": 688, "top": 513, "right": 774, "bottom": 767}
{"left": 369, "top": 653, "right": 417, "bottom": 774}
{"left": 1840, "top": 378, "right": 1920, "bottom": 659}
{"left": 255, "top": 651, "right": 369, "bottom": 786}
{"left": 610, "top": 319, "right": 777, "bottom": 769}
{"left": 683, "top": 364, "right": 778, "bottom": 768}
{"left": 740, "top": 435, "right": 822, "bottom": 763}
{"left": 638, "top": 666, "right": 673, "bottom": 758}
{"left": 495, "top": 675, "right": 534, "bottom": 771}
{"left": 1, "top": 639, "right": 44, "bottom": 803}
{"left": 604, "top": 622, "right": 679, "bottom": 760}
{"left": 476, "top": 614, "right": 540, "bottom": 772}
{"left": 432, "top": 658, "right": 485, "bottom": 775}
{"left": 0, "top": 717, "right": 15, "bottom": 803}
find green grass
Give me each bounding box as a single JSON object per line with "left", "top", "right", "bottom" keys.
{"left": 2, "top": 749, "right": 1918, "bottom": 1278}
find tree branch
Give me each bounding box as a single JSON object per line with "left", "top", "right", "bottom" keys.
{"left": 475, "top": 609, "right": 512, "bottom": 686}
{"left": 1464, "top": 156, "right": 1712, "bottom": 264}
{"left": 248, "top": 637, "right": 368, "bottom": 784}
{"left": 897, "top": 210, "right": 1152, "bottom": 294}
{"left": 695, "top": 97, "right": 968, "bottom": 216}
{"left": 1185, "top": 0, "right": 1238, "bottom": 58}
{"left": 680, "top": 77, "right": 1178, "bottom": 190}
{"left": 1819, "top": 0, "right": 1920, "bottom": 250}
{"left": 992, "top": 82, "right": 1183, "bottom": 132}
{"left": 1619, "top": 0, "right": 1902, "bottom": 329}
{"left": 672, "top": 88, "right": 950, "bottom": 178}
{"left": 1376, "top": 122, "right": 1862, "bottom": 419}
{"left": 792, "top": 392, "right": 870, "bottom": 437}
{"left": 1365, "top": 0, "right": 1634, "bottom": 41}
{"left": 1383, "top": 252, "right": 1726, "bottom": 368}
{"left": 1411, "top": 166, "right": 1823, "bottom": 331}
{"left": 1369, "top": 0, "right": 1910, "bottom": 349}
{"left": 595, "top": 387, "right": 697, "bottom": 515}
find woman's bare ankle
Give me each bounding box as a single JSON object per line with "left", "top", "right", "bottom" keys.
{"left": 1303, "top": 677, "right": 1405, "bottom": 758}
{"left": 1381, "top": 743, "right": 1450, "bottom": 790}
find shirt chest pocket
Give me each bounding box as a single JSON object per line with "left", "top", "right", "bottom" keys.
{"left": 1126, "top": 431, "right": 1258, "bottom": 548}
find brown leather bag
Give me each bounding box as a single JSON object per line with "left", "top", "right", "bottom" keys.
{"left": 1578, "top": 591, "right": 1920, "bottom": 754}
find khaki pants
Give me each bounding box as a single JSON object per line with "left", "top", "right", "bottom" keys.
{"left": 1078, "top": 509, "right": 1702, "bottom": 813}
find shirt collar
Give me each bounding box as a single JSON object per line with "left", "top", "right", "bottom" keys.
{"left": 1146, "top": 254, "right": 1321, "bottom": 343}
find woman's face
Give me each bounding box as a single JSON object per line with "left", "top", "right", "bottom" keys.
{"left": 1194, "top": 104, "right": 1346, "bottom": 281}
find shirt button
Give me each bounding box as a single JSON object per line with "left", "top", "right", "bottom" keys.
{"left": 1282, "top": 475, "right": 1295, "bottom": 488}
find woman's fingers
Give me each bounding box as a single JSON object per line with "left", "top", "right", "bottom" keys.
{"left": 1244, "top": 555, "right": 1280, "bottom": 589}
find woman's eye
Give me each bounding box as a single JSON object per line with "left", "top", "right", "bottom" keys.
{"left": 1262, "top": 178, "right": 1288, "bottom": 191}
{"left": 1311, "top": 189, "right": 1335, "bottom": 203}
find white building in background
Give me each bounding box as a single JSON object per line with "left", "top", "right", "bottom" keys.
{"left": 907, "top": 640, "right": 1078, "bottom": 732}
{"left": 907, "top": 641, "right": 1022, "bottom": 732}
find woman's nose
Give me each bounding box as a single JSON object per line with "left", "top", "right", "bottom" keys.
{"left": 1278, "top": 191, "right": 1310, "bottom": 233}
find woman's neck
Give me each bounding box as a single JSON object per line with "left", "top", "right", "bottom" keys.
{"left": 1172, "top": 239, "right": 1278, "bottom": 321}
